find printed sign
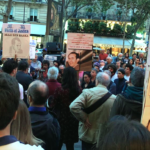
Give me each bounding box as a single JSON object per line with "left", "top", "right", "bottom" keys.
{"left": 30, "top": 40, "right": 36, "bottom": 59}
{"left": 66, "top": 33, "right": 94, "bottom": 71}
{"left": 44, "top": 55, "right": 57, "bottom": 67}
{"left": 2, "top": 23, "right": 30, "bottom": 58}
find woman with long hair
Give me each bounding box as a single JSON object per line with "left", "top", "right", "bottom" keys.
{"left": 11, "top": 100, "right": 44, "bottom": 147}
{"left": 53, "top": 67, "right": 82, "bottom": 150}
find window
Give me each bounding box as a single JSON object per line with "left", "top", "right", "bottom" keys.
{"left": 30, "top": 9, "right": 38, "bottom": 21}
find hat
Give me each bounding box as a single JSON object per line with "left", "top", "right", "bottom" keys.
{"left": 118, "top": 68, "right": 125, "bottom": 75}
{"left": 94, "top": 62, "right": 100, "bottom": 68}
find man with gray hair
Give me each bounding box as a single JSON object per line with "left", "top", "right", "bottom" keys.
{"left": 70, "top": 72, "right": 116, "bottom": 150}
{"left": 46, "top": 66, "right": 61, "bottom": 97}
{"left": 103, "top": 56, "right": 113, "bottom": 70}
{"left": 104, "top": 70, "right": 116, "bottom": 95}
{"left": 110, "top": 67, "right": 145, "bottom": 122}
{"left": 28, "top": 80, "right": 60, "bottom": 150}
{"left": 114, "top": 53, "right": 124, "bottom": 64}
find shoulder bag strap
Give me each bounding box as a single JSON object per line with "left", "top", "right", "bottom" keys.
{"left": 82, "top": 92, "right": 112, "bottom": 114}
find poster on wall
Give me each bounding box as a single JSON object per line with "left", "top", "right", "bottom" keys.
{"left": 141, "top": 38, "right": 150, "bottom": 130}
{"left": 66, "top": 33, "right": 94, "bottom": 71}
{"left": 2, "top": 23, "right": 30, "bottom": 58}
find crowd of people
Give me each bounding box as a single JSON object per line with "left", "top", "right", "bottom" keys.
{"left": 0, "top": 49, "right": 150, "bottom": 150}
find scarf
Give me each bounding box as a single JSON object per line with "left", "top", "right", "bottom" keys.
{"left": 122, "top": 86, "right": 143, "bottom": 102}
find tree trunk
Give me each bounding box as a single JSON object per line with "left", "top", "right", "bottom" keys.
{"left": 123, "top": 22, "right": 126, "bottom": 54}
{"left": 3, "top": 0, "right": 12, "bottom": 23}
{"left": 129, "top": 29, "right": 138, "bottom": 56}
{"left": 45, "top": 0, "right": 52, "bottom": 35}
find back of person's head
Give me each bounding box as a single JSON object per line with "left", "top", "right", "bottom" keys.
{"left": 0, "top": 73, "right": 20, "bottom": 130}
{"left": 11, "top": 100, "right": 43, "bottom": 146}
{"left": 130, "top": 67, "right": 145, "bottom": 87}
{"left": 104, "top": 70, "right": 111, "bottom": 77}
{"left": 125, "top": 63, "right": 133, "bottom": 71}
{"left": 2, "top": 59, "right": 18, "bottom": 74}
{"left": 28, "top": 80, "right": 49, "bottom": 105}
{"left": 18, "top": 60, "right": 29, "bottom": 71}
{"left": 62, "top": 67, "right": 80, "bottom": 99}
{"left": 98, "top": 116, "right": 150, "bottom": 150}
{"left": 47, "top": 66, "right": 59, "bottom": 80}
{"left": 96, "top": 72, "right": 110, "bottom": 87}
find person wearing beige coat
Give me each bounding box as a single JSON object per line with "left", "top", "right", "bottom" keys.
{"left": 70, "top": 72, "right": 116, "bottom": 150}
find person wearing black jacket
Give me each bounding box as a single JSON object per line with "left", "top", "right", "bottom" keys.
{"left": 28, "top": 80, "right": 60, "bottom": 150}
{"left": 81, "top": 72, "right": 95, "bottom": 89}
{"left": 16, "top": 60, "right": 33, "bottom": 106}
{"left": 110, "top": 67, "right": 145, "bottom": 122}
{"left": 114, "top": 68, "right": 126, "bottom": 95}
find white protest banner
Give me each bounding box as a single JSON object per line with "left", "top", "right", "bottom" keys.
{"left": 66, "top": 33, "right": 94, "bottom": 71}
{"left": 30, "top": 40, "right": 36, "bottom": 59}
{"left": 2, "top": 23, "right": 30, "bottom": 58}
{"left": 44, "top": 55, "right": 57, "bottom": 67}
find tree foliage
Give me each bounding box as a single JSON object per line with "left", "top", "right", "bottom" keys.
{"left": 114, "top": 0, "right": 150, "bottom": 55}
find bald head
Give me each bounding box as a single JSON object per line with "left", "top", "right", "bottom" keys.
{"left": 28, "top": 81, "right": 49, "bottom": 105}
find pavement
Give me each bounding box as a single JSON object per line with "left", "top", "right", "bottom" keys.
{"left": 61, "top": 141, "right": 81, "bottom": 150}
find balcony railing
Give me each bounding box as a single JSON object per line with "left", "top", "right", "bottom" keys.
{"left": 68, "top": 11, "right": 132, "bottom": 22}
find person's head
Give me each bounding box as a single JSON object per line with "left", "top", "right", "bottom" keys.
{"left": 106, "top": 57, "right": 112, "bottom": 64}
{"left": 42, "top": 60, "right": 49, "bottom": 70}
{"left": 18, "top": 60, "right": 29, "bottom": 73}
{"left": 130, "top": 67, "right": 145, "bottom": 87}
{"left": 136, "top": 57, "right": 140, "bottom": 64}
{"left": 108, "top": 64, "right": 117, "bottom": 75}
{"left": 33, "top": 55, "right": 38, "bottom": 62}
{"left": 104, "top": 70, "right": 111, "bottom": 77}
{"left": 101, "top": 50, "right": 105, "bottom": 54}
{"left": 125, "top": 64, "right": 133, "bottom": 76}
{"left": 93, "top": 52, "right": 96, "bottom": 57}
{"left": 118, "top": 53, "right": 123, "bottom": 59}
{"left": 53, "top": 60, "right": 60, "bottom": 68}
{"left": 107, "top": 49, "right": 110, "bottom": 54}
{"left": 129, "top": 59, "right": 134, "bottom": 65}
{"left": 2, "top": 59, "right": 18, "bottom": 77}
{"left": 98, "top": 117, "right": 150, "bottom": 150}
{"left": 47, "top": 66, "right": 59, "bottom": 80}
{"left": 116, "top": 61, "right": 121, "bottom": 69}
{"left": 100, "top": 60, "right": 105, "bottom": 67}
{"left": 83, "top": 72, "right": 91, "bottom": 84}
{"left": 62, "top": 67, "right": 80, "bottom": 99}
{"left": 122, "top": 63, "right": 126, "bottom": 69}
{"left": 68, "top": 52, "right": 79, "bottom": 68}
{"left": 117, "top": 68, "right": 125, "bottom": 79}
{"left": 11, "top": 100, "right": 43, "bottom": 145}
{"left": 132, "top": 54, "right": 137, "bottom": 60}
{"left": 27, "top": 81, "right": 49, "bottom": 106}
{"left": 28, "top": 59, "right": 32, "bottom": 65}
{"left": 91, "top": 68, "right": 98, "bottom": 78}
{"left": 139, "top": 53, "right": 144, "bottom": 58}
{"left": 94, "top": 62, "right": 100, "bottom": 71}
{"left": 96, "top": 72, "right": 110, "bottom": 87}
{"left": 138, "top": 63, "right": 145, "bottom": 69}
{"left": 125, "top": 53, "right": 129, "bottom": 58}
{"left": 0, "top": 73, "right": 19, "bottom": 131}
{"left": 12, "top": 38, "right": 21, "bottom": 52}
